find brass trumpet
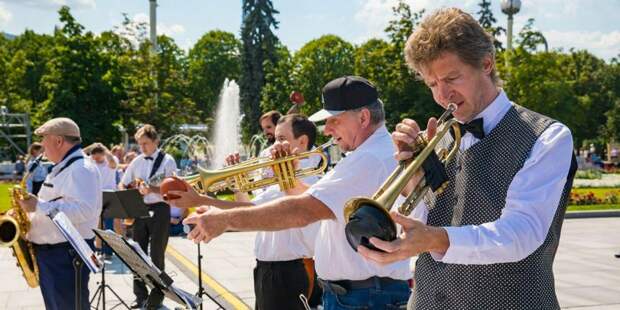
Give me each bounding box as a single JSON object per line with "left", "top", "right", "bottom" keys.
{"left": 343, "top": 104, "right": 461, "bottom": 251}
{"left": 180, "top": 141, "right": 332, "bottom": 194}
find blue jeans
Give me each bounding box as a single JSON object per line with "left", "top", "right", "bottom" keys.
{"left": 322, "top": 279, "right": 410, "bottom": 310}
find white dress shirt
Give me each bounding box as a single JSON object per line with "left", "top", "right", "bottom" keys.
{"left": 90, "top": 156, "right": 118, "bottom": 191}
{"left": 307, "top": 125, "right": 412, "bottom": 281}
{"left": 120, "top": 149, "right": 177, "bottom": 204}
{"left": 411, "top": 89, "right": 574, "bottom": 264}
{"left": 252, "top": 157, "right": 321, "bottom": 261}
{"left": 28, "top": 147, "right": 102, "bottom": 244}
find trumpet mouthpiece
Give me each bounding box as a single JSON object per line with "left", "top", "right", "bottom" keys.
{"left": 447, "top": 103, "right": 458, "bottom": 113}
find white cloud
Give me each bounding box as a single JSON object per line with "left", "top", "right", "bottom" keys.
{"left": 0, "top": 4, "right": 12, "bottom": 26}
{"left": 545, "top": 30, "right": 620, "bottom": 60}
{"left": 131, "top": 12, "right": 185, "bottom": 37}
{"left": 353, "top": 0, "right": 479, "bottom": 43}
{"left": 1, "top": 0, "right": 95, "bottom": 10}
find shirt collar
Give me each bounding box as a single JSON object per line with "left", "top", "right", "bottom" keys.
{"left": 350, "top": 125, "right": 390, "bottom": 155}
{"left": 470, "top": 89, "right": 512, "bottom": 135}
{"left": 52, "top": 144, "right": 83, "bottom": 172}
{"left": 144, "top": 149, "right": 160, "bottom": 161}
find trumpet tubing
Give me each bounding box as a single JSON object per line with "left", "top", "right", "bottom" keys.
{"left": 343, "top": 104, "right": 461, "bottom": 251}
{"left": 180, "top": 141, "right": 332, "bottom": 194}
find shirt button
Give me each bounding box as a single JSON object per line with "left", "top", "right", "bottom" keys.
{"left": 435, "top": 292, "right": 447, "bottom": 303}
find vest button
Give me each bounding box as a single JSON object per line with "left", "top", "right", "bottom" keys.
{"left": 435, "top": 292, "right": 448, "bottom": 303}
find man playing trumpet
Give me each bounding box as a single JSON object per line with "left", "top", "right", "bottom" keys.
{"left": 176, "top": 76, "right": 411, "bottom": 309}
{"left": 170, "top": 114, "right": 322, "bottom": 309}
{"left": 358, "top": 8, "right": 576, "bottom": 310}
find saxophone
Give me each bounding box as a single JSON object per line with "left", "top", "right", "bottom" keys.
{"left": 0, "top": 172, "right": 39, "bottom": 288}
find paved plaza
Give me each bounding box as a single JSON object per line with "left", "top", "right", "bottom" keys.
{"left": 1, "top": 217, "right": 619, "bottom": 309}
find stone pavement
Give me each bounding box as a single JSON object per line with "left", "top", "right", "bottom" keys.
{"left": 0, "top": 243, "right": 219, "bottom": 310}
{"left": 1, "top": 217, "right": 619, "bottom": 309}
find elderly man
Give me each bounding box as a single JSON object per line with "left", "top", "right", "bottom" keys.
{"left": 183, "top": 76, "right": 412, "bottom": 309}
{"left": 358, "top": 8, "right": 577, "bottom": 310}
{"left": 17, "top": 117, "right": 101, "bottom": 310}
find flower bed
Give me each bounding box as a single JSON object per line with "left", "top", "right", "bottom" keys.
{"left": 569, "top": 188, "right": 620, "bottom": 205}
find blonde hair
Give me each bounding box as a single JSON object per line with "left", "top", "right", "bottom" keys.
{"left": 404, "top": 8, "right": 500, "bottom": 85}
{"left": 134, "top": 124, "right": 159, "bottom": 142}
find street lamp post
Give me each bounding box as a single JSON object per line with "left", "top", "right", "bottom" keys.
{"left": 501, "top": 0, "right": 521, "bottom": 75}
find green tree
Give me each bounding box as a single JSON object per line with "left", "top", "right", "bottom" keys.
{"left": 379, "top": 1, "right": 439, "bottom": 128}
{"left": 5, "top": 31, "right": 53, "bottom": 114}
{"left": 291, "top": 35, "right": 355, "bottom": 116}
{"left": 239, "top": 0, "right": 280, "bottom": 140}
{"left": 187, "top": 30, "right": 241, "bottom": 119}
{"left": 38, "top": 6, "right": 125, "bottom": 144}
{"left": 260, "top": 44, "right": 294, "bottom": 113}
{"left": 477, "top": 0, "right": 505, "bottom": 51}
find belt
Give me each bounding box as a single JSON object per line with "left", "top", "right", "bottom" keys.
{"left": 32, "top": 241, "right": 71, "bottom": 250}
{"left": 256, "top": 258, "right": 303, "bottom": 267}
{"left": 318, "top": 277, "right": 406, "bottom": 295}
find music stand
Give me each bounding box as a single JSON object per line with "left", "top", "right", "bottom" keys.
{"left": 48, "top": 209, "right": 102, "bottom": 310}
{"left": 94, "top": 229, "right": 202, "bottom": 310}
{"left": 90, "top": 190, "right": 150, "bottom": 310}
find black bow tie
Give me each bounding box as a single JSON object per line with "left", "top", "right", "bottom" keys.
{"left": 144, "top": 156, "right": 154, "bottom": 161}
{"left": 452, "top": 118, "right": 485, "bottom": 140}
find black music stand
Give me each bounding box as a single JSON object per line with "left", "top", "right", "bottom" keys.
{"left": 93, "top": 229, "right": 202, "bottom": 310}
{"left": 90, "top": 190, "right": 149, "bottom": 310}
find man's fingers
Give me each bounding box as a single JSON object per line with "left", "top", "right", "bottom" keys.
{"left": 390, "top": 211, "right": 417, "bottom": 229}
{"left": 394, "top": 151, "right": 414, "bottom": 161}
{"left": 392, "top": 132, "right": 415, "bottom": 146}
{"left": 427, "top": 117, "right": 438, "bottom": 139}
{"left": 357, "top": 245, "right": 395, "bottom": 265}
{"left": 368, "top": 237, "right": 400, "bottom": 253}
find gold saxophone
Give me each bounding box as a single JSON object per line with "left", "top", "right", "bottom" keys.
{"left": 0, "top": 172, "right": 39, "bottom": 287}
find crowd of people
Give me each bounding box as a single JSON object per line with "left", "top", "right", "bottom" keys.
{"left": 8, "top": 8, "right": 579, "bottom": 310}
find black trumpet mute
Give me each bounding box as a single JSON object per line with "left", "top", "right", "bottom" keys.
{"left": 344, "top": 200, "right": 396, "bottom": 252}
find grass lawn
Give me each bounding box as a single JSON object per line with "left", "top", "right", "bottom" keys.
{"left": 0, "top": 183, "right": 13, "bottom": 213}
{"left": 1, "top": 182, "right": 618, "bottom": 213}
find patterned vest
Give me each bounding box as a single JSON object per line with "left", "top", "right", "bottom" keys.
{"left": 411, "top": 105, "right": 576, "bottom": 310}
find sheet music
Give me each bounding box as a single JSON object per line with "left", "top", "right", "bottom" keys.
{"left": 48, "top": 209, "right": 102, "bottom": 273}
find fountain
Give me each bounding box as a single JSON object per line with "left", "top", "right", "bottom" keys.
{"left": 210, "top": 79, "right": 242, "bottom": 169}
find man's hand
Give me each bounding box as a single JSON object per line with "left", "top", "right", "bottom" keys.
{"left": 167, "top": 178, "right": 208, "bottom": 208}
{"left": 392, "top": 118, "right": 438, "bottom": 196}
{"left": 183, "top": 206, "right": 229, "bottom": 244}
{"left": 357, "top": 211, "right": 449, "bottom": 265}
{"left": 138, "top": 182, "right": 151, "bottom": 196}
{"left": 17, "top": 193, "right": 38, "bottom": 212}
{"left": 225, "top": 152, "right": 241, "bottom": 166}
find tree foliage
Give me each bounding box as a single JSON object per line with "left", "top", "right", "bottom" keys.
{"left": 239, "top": 0, "right": 280, "bottom": 141}
{"left": 477, "top": 0, "right": 505, "bottom": 51}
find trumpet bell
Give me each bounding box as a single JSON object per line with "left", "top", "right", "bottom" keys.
{"left": 344, "top": 197, "right": 396, "bottom": 252}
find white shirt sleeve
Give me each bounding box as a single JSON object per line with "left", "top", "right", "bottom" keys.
{"left": 120, "top": 160, "right": 136, "bottom": 186}
{"left": 307, "top": 152, "right": 389, "bottom": 223}
{"left": 37, "top": 165, "right": 101, "bottom": 225}
{"left": 431, "top": 123, "right": 574, "bottom": 264}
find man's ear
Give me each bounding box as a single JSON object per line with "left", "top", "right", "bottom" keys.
{"left": 360, "top": 108, "right": 372, "bottom": 128}
{"left": 482, "top": 54, "right": 494, "bottom": 76}
{"left": 298, "top": 134, "right": 309, "bottom": 151}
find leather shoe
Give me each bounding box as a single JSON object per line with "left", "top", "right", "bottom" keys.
{"left": 130, "top": 300, "right": 145, "bottom": 309}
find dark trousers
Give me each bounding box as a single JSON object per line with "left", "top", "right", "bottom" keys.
{"left": 35, "top": 239, "right": 95, "bottom": 310}
{"left": 132, "top": 202, "right": 170, "bottom": 308}
{"left": 254, "top": 258, "right": 321, "bottom": 310}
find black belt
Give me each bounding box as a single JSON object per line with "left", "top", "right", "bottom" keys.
{"left": 256, "top": 258, "right": 303, "bottom": 267}
{"left": 33, "top": 238, "right": 94, "bottom": 251}
{"left": 318, "top": 277, "right": 406, "bottom": 295}
{"left": 33, "top": 241, "right": 71, "bottom": 250}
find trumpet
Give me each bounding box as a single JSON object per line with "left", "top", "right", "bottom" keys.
{"left": 180, "top": 141, "right": 333, "bottom": 194}
{"left": 343, "top": 104, "right": 461, "bottom": 251}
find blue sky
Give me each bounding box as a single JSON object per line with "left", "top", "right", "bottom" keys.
{"left": 0, "top": 0, "right": 618, "bottom": 61}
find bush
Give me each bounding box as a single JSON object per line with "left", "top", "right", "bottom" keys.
{"left": 575, "top": 169, "right": 603, "bottom": 179}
